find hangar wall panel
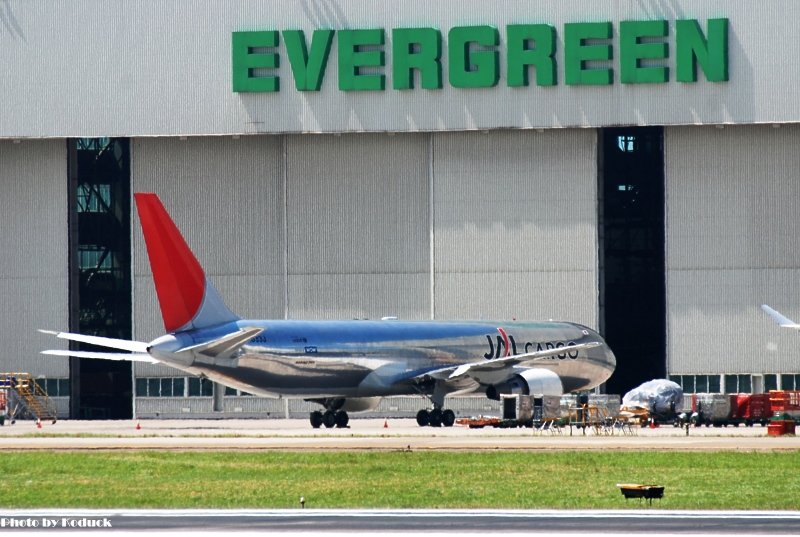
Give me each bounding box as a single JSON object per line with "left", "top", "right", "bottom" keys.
{"left": 667, "top": 125, "right": 800, "bottom": 375}
{"left": 0, "top": 140, "right": 67, "bottom": 376}
{"left": 2, "top": 1, "right": 799, "bottom": 136}
{"left": 131, "top": 136, "right": 285, "bottom": 376}
{"left": 433, "top": 130, "right": 598, "bottom": 325}
{"left": 285, "top": 133, "right": 430, "bottom": 319}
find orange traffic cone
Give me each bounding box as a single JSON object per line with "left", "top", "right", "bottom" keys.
{"left": 383, "top": 419, "right": 388, "bottom": 428}
{"left": 136, "top": 421, "right": 141, "bottom": 430}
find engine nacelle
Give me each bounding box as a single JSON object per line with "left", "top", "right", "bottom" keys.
{"left": 340, "top": 397, "right": 382, "bottom": 413}
{"left": 486, "top": 369, "right": 564, "bottom": 401}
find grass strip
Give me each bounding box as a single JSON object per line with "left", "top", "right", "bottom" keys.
{"left": 0, "top": 451, "right": 797, "bottom": 509}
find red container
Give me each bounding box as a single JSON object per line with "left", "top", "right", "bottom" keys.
{"left": 768, "top": 420, "right": 796, "bottom": 436}
{"left": 770, "top": 391, "right": 800, "bottom": 419}
{"left": 735, "top": 393, "right": 771, "bottom": 425}
{"left": 748, "top": 393, "right": 771, "bottom": 422}
{"left": 733, "top": 394, "right": 750, "bottom": 420}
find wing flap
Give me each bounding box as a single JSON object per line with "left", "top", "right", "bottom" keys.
{"left": 179, "top": 327, "right": 264, "bottom": 359}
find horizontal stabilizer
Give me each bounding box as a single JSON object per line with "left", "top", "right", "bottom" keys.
{"left": 42, "top": 350, "right": 159, "bottom": 363}
{"left": 761, "top": 305, "right": 800, "bottom": 329}
{"left": 179, "top": 327, "right": 264, "bottom": 360}
{"left": 38, "top": 330, "right": 150, "bottom": 353}
{"left": 419, "top": 341, "right": 602, "bottom": 382}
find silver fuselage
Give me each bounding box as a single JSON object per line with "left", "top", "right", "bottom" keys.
{"left": 150, "top": 319, "right": 616, "bottom": 399}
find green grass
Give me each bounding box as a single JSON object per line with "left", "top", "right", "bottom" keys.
{"left": 0, "top": 451, "right": 797, "bottom": 509}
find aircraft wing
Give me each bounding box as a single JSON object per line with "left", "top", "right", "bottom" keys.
{"left": 761, "top": 305, "right": 800, "bottom": 329}
{"left": 39, "top": 329, "right": 149, "bottom": 353}
{"left": 41, "top": 349, "right": 159, "bottom": 363}
{"left": 40, "top": 327, "right": 264, "bottom": 364}
{"left": 414, "top": 341, "right": 602, "bottom": 383}
{"left": 39, "top": 329, "right": 158, "bottom": 362}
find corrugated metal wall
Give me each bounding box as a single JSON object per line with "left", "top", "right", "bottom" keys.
{"left": 2, "top": 1, "right": 798, "bottom": 136}
{"left": 0, "top": 140, "right": 68, "bottom": 376}
{"left": 132, "top": 131, "right": 596, "bottom": 328}
{"left": 666, "top": 124, "right": 800, "bottom": 375}
{"left": 285, "top": 133, "right": 430, "bottom": 319}
{"left": 433, "top": 130, "right": 598, "bottom": 325}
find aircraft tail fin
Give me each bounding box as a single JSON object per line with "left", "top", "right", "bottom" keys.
{"left": 134, "top": 193, "right": 240, "bottom": 333}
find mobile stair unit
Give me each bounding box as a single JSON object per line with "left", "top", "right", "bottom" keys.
{"left": 0, "top": 373, "right": 57, "bottom": 424}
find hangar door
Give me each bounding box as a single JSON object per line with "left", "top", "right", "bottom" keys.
{"left": 68, "top": 138, "right": 133, "bottom": 419}
{"left": 599, "top": 127, "right": 666, "bottom": 395}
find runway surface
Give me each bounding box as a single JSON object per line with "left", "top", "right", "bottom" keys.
{"left": 1, "top": 509, "right": 800, "bottom": 534}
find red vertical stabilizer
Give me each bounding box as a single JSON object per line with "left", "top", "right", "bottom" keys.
{"left": 134, "top": 193, "right": 238, "bottom": 333}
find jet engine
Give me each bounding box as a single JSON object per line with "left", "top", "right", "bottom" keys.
{"left": 486, "top": 369, "right": 563, "bottom": 400}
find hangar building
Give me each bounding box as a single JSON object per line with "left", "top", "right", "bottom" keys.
{"left": 2, "top": 1, "right": 799, "bottom": 418}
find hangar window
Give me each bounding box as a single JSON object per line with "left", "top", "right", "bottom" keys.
{"left": 780, "top": 374, "right": 800, "bottom": 390}
{"left": 724, "top": 374, "right": 752, "bottom": 393}
{"left": 617, "top": 135, "right": 636, "bottom": 152}
{"left": 136, "top": 377, "right": 186, "bottom": 397}
{"left": 676, "top": 375, "right": 694, "bottom": 393}
{"left": 77, "top": 183, "right": 111, "bottom": 213}
{"left": 188, "top": 377, "right": 214, "bottom": 397}
{"left": 671, "top": 375, "right": 720, "bottom": 394}
{"left": 33, "top": 378, "right": 70, "bottom": 397}
{"left": 765, "top": 374, "right": 778, "bottom": 392}
{"left": 223, "top": 388, "right": 255, "bottom": 396}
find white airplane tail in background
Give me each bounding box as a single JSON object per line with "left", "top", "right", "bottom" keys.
{"left": 761, "top": 304, "right": 800, "bottom": 330}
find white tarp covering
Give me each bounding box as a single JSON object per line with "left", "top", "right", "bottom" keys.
{"left": 622, "top": 379, "right": 683, "bottom": 416}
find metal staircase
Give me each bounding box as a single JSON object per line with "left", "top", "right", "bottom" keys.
{"left": 0, "top": 373, "right": 57, "bottom": 423}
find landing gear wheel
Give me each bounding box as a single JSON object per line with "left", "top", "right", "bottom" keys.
{"left": 310, "top": 411, "right": 323, "bottom": 429}
{"left": 335, "top": 410, "right": 349, "bottom": 428}
{"left": 416, "top": 409, "right": 430, "bottom": 427}
{"left": 429, "top": 408, "right": 443, "bottom": 427}
{"left": 442, "top": 409, "right": 456, "bottom": 427}
{"left": 323, "top": 410, "right": 337, "bottom": 428}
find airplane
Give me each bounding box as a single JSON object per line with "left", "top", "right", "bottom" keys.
{"left": 42, "top": 193, "right": 616, "bottom": 428}
{"left": 761, "top": 304, "right": 800, "bottom": 329}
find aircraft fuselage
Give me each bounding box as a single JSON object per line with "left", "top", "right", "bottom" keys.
{"left": 151, "top": 319, "right": 615, "bottom": 399}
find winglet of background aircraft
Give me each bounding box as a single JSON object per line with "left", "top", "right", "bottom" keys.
{"left": 761, "top": 304, "right": 800, "bottom": 329}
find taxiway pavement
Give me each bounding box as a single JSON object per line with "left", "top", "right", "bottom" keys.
{"left": 0, "top": 418, "right": 796, "bottom": 451}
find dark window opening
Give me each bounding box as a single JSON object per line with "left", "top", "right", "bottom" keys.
{"left": 68, "top": 138, "right": 132, "bottom": 419}
{"left": 599, "top": 127, "right": 666, "bottom": 396}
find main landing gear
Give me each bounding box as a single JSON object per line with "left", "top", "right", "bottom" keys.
{"left": 309, "top": 409, "right": 349, "bottom": 429}
{"left": 416, "top": 408, "right": 456, "bottom": 427}
{"left": 413, "top": 378, "right": 456, "bottom": 427}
